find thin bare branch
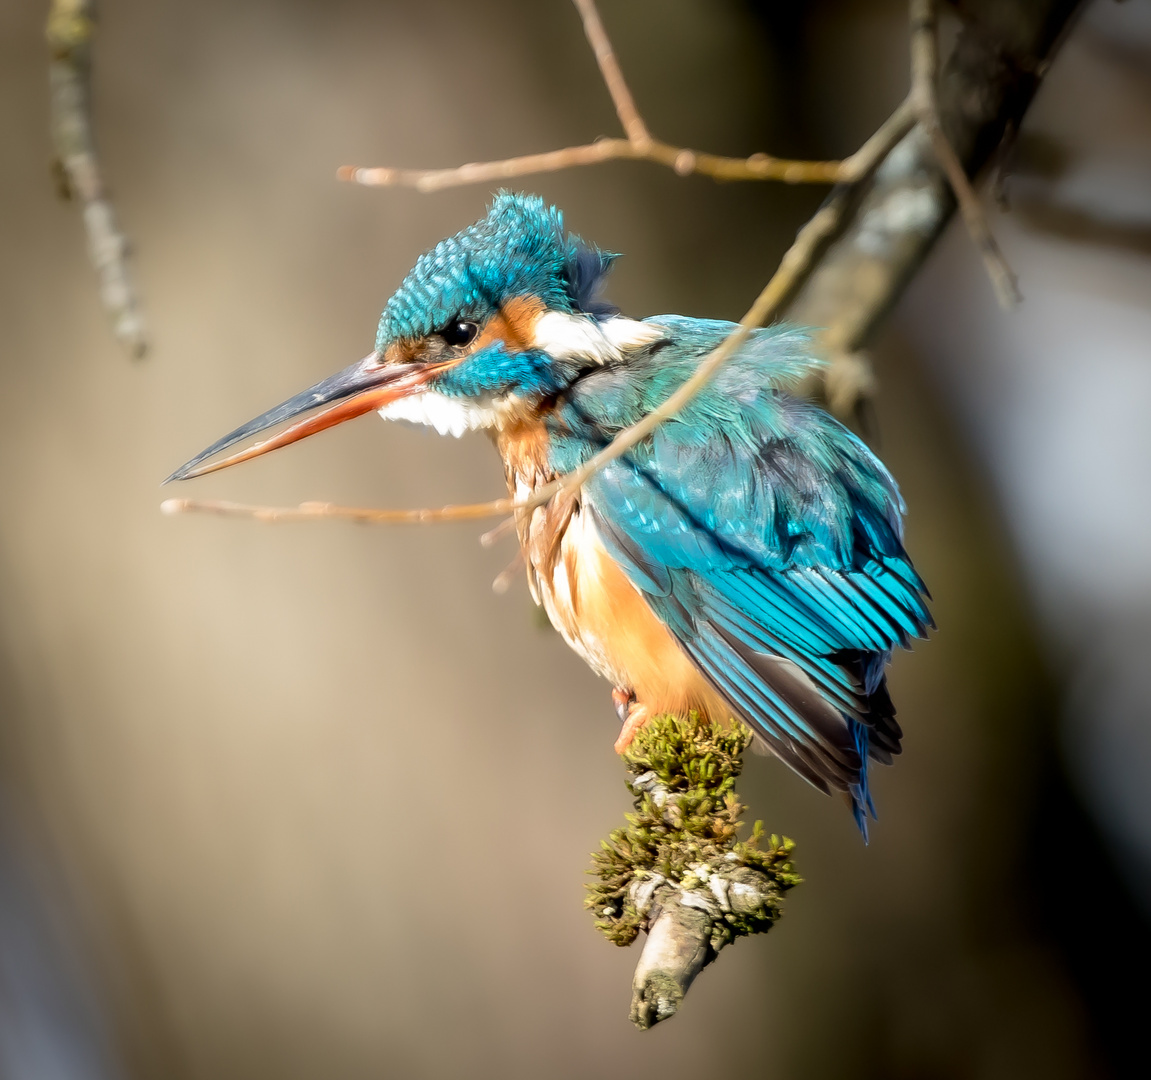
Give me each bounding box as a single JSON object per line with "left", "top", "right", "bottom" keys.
{"left": 928, "top": 127, "right": 1021, "bottom": 307}
{"left": 910, "top": 0, "right": 1020, "bottom": 309}
{"left": 338, "top": 0, "right": 845, "bottom": 192}
{"left": 47, "top": 0, "right": 146, "bottom": 358}
{"left": 571, "top": 0, "right": 650, "bottom": 146}
{"left": 491, "top": 549, "right": 526, "bottom": 595}
{"left": 160, "top": 497, "right": 516, "bottom": 525}
{"left": 339, "top": 138, "right": 845, "bottom": 192}
{"left": 839, "top": 96, "right": 918, "bottom": 182}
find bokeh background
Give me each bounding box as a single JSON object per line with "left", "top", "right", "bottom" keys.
{"left": 2, "top": 0, "right": 1149, "bottom": 1077}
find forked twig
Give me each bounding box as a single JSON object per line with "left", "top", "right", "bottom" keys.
{"left": 338, "top": 0, "right": 845, "bottom": 192}
{"left": 910, "top": 0, "right": 1020, "bottom": 309}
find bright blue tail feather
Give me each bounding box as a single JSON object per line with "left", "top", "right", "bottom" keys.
{"left": 849, "top": 718, "right": 876, "bottom": 843}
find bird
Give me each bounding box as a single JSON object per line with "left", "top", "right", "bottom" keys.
{"left": 168, "top": 192, "right": 931, "bottom": 836}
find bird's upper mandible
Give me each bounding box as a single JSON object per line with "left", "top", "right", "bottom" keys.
{"left": 165, "top": 193, "right": 663, "bottom": 476}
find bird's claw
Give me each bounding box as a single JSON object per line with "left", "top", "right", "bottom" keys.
{"left": 614, "top": 699, "right": 650, "bottom": 754}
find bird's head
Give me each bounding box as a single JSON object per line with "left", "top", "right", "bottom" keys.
{"left": 167, "top": 192, "right": 660, "bottom": 482}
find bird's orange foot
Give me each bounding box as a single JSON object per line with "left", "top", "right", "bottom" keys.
{"left": 613, "top": 699, "right": 650, "bottom": 754}
{"left": 612, "top": 686, "right": 634, "bottom": 723}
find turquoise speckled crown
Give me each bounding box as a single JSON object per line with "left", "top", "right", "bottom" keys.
{"left": 375, "top": 192, "right": 615, "bottom": 350}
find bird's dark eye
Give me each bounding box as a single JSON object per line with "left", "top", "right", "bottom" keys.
{"left": 439, "top": 320, "right": 479, "bottom": 348}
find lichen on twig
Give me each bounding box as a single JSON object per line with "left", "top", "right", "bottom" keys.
{"left": 586, "top": 714, "right": 800, "bottom": 1029}
{"left": 47, "top": 0, "right": 146, "bottom": 358}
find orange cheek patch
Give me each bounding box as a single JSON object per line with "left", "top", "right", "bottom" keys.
{"left": 501, "top": 296, "right": 547, "bottom": 349}
{"left": 472, "top": 296, "right": 546, "bottom": 353}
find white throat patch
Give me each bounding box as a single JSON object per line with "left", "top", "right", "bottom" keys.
{"left": 377, "top": 391, "right": 497, "bottom": 438}
{"left": 375, "top": 315, "right": 663, "bottom": 439}
{"left": 531, "top": 312, "right": 663, "bottom": 364}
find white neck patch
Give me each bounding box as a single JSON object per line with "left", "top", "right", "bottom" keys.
{"left": 376, "top": 316, "right": 663, "bottom": 438}
{"left": 531, "top": 312, "right": 663, "bottom": 364}
{"left": 377, "top": 391, "right": 497, "bottom": 438}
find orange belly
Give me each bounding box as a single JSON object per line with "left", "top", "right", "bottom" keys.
{"left": 496, "top": 414, "right": 730, "bottom": 725}
{"left": 528, "top": 501, "right": 731, "bottom": 723}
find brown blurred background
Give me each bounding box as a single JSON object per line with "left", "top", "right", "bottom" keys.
{"left": 1, "top": 1, "right": 1149, "bottom": 1077}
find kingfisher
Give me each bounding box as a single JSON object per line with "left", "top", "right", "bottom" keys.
{"left": 168, "top": 192, "right": 931, "bottom": 835}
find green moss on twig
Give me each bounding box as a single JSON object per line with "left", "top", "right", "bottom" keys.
{"left": 586, "top": 713, "right": 801, "bottom": 948}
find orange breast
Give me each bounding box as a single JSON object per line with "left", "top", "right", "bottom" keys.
{"left": 554, "top": 509, "right": 731, "bottom": 719}
{"left": 497, "top": 418, "right": 730, "bottom": 722}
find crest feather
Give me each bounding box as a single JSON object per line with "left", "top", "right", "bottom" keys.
{"left": 377, "top": 193, "right": 619, "bottom": 349}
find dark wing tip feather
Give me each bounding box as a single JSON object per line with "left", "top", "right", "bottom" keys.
{"left": 564, "top": 241, "right": 619, "bottom": 318}
{"left": 691, "top": 629, "right": 863, "bottom": 793}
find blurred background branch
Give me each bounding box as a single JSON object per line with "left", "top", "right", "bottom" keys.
{"left": 910, "top": 0, "right": 1020, "bottom": 310}
{"left": 46, "top": 0, "right": 146, "bottom": 358}
{"left": 787, "top": 0, "right": 1086, "bottom": 419}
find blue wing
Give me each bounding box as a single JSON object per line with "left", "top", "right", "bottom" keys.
{"left": 554, "top": 318, "right": 932, "bottom": 833}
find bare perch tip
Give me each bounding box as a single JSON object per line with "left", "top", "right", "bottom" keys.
{"left": 337, "top": 166, "right": 395, "bottom": 186}
{"left": 479, "top": 517, "right": 515, "bottom": 547}
{"left": 160, "top": 499, "right": 186, "bottom": 516}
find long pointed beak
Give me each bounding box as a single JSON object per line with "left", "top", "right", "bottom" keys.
{"left": 165, "top": 353, "right": 428, "bottom": 483}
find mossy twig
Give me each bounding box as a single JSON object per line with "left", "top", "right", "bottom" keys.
{"left": 586, "top": 714, "right": 800, "bottom": 1029}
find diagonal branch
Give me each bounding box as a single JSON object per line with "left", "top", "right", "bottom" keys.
{"left": 168, "top": 0, "right": 1084, "bottom": 533}
{"left": 477, "top": 97, "right": 916, "bottom": 542}
{"left": 910, "top": 0, "right": 1020, "bottom": 310}
{"left": 338, "top": 0, "right": 845, "bottom": 192}
{"left": 165, "top": 98, "right": 917, "bottom": 534}
{"left": 571, "top": 0, "right": 650, "bottom": 146}
{"left": 785, "top": 0, "right": 1084, "bottom": 419}
{"left": 47, "top": 0, "right": 147, "bottom": 358}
